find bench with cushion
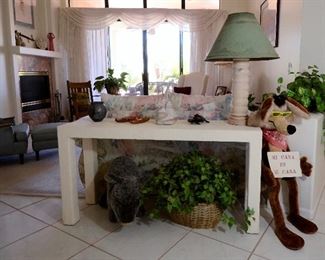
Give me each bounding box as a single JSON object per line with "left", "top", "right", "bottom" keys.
{"left": 31, "top": 122, "right": 64, "bottom": 160}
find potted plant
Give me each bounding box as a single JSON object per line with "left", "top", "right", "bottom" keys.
{"left": 93, "top": 68, "right": 129, "bottom": 95}
{"left": 286, "top": 65, "right": 325, "bottom": 112}
{"left": 141, "top": 151, "right": 254, "bottom": 230}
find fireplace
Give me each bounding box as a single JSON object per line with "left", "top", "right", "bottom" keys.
{"left": 19, "top": 71, "right": 51, "bottom": 112}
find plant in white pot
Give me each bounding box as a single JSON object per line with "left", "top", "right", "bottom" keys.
{"left": 93, "top": 68, "right": 128, "bottom": 95}
{"left": 286, "top": 65, "right": 325, "bottom": 113}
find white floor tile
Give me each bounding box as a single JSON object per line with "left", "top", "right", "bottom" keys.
{"left": 0, "top": 211, "right": 46, "bottom": 248}
{"left": 54, "top": 205, "right": 120, "bottom": 244}
{"left": 0, "top": 202, "right": 15, "bottom": 216}
{"left": 78, "top": 198, "right": 90, "bottom": 210}
{"left": 161, "top": 232, "right": 250, "bottom": 260}
{"left": 313, "top": 203, "right": 325, "bottom": 234}
{"left": 320, "top": 190, "right": 325, "bottom": 205}
{"left": 0, "top": 226, "right": 88, "bottom": 260}
{"left": 249, "top": 255, "right": 269, "bottom": 260}
{"left": 0, "top": 195, "right": 45, "bottom": 209}
{"left": 21, "top": 198, "right": 86, "bottom": 224}
{"left": 21, "top": 198, "right": 62, "bottom": 224}
{"left": 254, "top": 222, "right": 325, "bottom": 260}
{"left": 194, "top": 215, "right": 271, "bottom": 251}
{"left": 95, "top": 219, "right": 188, "bottom": 260}
{"left": 70, "top": 246, "right": 119, "bottom": 260}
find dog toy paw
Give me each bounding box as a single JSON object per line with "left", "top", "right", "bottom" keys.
{"left": 300, "top": 156, "right": 312, "bottom": 176}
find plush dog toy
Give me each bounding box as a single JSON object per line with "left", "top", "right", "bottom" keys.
{"left": 248, "top": 94, "right": 318, "bottom": 250}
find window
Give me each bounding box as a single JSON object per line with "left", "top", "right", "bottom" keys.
{"left": 69, "top": 0, "right": 219, "bottom": 95}
{"left": 147, "top": 23, "right": 180, "bottom": 94}
{"left": 186, "top": 0, "right": 219, "bottom": 9}
{"left": 109, "top": 0, "right": 143, "bottom": 8}
{"left": 109, "top": 23, "right": 144, "bottom": 95}
{"left": 147, "top": 0, "right": 181, "bottom": 8}
{"left": 69, "top": 0, "right": 219, "bottom": 8}
{"left": 69, "top": 0, "right": 105, "bottom": 8}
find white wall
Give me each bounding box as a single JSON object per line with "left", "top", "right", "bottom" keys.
{"left": 0, "top": 0, "right": 67, "bottom": 121}
{"left": 0, "top": 0, "right": 16, "bottom": 118}
{"left": 300, "top": 0, "right": 325, "bottom": 72}
{"left": 247, "top": 0, "right": 303, "bottom": 100}
{"left": 48, "top": 0, "right": 69, "bottom": 119}
{"left": 220, "top": 0, "right": 249, "bottom": 13}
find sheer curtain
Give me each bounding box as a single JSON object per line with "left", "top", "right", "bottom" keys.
{"left": 59, "top": 8, "right": 228, "bottom": 95}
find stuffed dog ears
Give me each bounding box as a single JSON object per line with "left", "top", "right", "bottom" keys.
{"left": 260, "top": 95, "right": 310, "bottom": 121}
{"left": 286, "top": 97, "right": 309, "bottom": 119}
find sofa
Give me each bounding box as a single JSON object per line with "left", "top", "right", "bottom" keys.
{"left": 0, "top": 123, "right": 30, "bottom": 164}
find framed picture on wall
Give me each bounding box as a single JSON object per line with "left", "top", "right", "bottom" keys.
{"left": 260, "top": 0, "right": 280, "bottom": 47}
{"left": 13, "top": 0, "right": 35, "bottom": 28}
{"left": 215, "top": 86, "right": 228, "bottom": 96}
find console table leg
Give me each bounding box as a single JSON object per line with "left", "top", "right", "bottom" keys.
{"left": 246, "top": 138, "right": 262, "bottom": 234}
{"left": 58, "top": 132, "right": 80, "bottom": 225}
{"left": 83, "top": 138, "right": 97, "bottom": 204}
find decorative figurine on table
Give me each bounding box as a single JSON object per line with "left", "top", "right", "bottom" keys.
{"left": 47, "top": 32, "right": 55, "bottom": 51}
{"left": 15, "top": 30, "right": 25, "bottom": 46}
{"left": 156, "top": 92, "right": 177, "bottom": 125}
{"left": 247, "top": 94, "right": 318, "bottom": 250}
{"left": 188, "top": 114, "right": 209, "bottom": 125}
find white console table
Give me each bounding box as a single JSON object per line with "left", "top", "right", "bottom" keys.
{"left": 58, "top": 117, "right": 262, "bottom": 233}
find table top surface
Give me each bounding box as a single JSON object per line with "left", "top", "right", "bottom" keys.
{"left": 58, "top": 117, "right": 262, "bottom": 142}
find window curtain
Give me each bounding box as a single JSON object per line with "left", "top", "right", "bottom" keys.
{"left": 59, "top": 8, "right": 228, "bottom": 95}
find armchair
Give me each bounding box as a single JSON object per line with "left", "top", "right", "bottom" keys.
{"left": 0, "top": 123, "right": 30, "bottom": 164}
{"left": 177, "top": 72, "right": 209, "bottom": 95}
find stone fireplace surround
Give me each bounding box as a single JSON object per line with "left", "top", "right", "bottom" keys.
{"left": 18, "top": 56, "right": 56, "bottom": 128}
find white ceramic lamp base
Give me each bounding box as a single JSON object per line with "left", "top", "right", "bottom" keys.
{"left": 227, "top": 60, "right": 250, "bottom": 126}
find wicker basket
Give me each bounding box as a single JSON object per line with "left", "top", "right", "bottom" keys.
{"left": 169, "top": 203, "right": 222, "bottom": 229}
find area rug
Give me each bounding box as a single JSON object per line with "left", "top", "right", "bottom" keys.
{"left": 0, "top": 149, "right": 85, "bottom": 197}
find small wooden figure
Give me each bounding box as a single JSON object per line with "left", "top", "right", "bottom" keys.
{"left": 47, "top": 32, "right": 55, "bottom": 51}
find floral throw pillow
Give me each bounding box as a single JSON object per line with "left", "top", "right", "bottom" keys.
{"left": 101, "top": 94, "right": 164, "bottom": 118}
{"left": 168, "top": 93, "right": 232, "bottom": 120}
{"left": 101, "top": 93, "right": 232, "bottom": 120}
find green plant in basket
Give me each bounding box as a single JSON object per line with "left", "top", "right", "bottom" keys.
{"left": 141, "top": 151, "right": 254, "bottom": 230}
{"left": 286, "top": 65, "right": 325, "bottom": 112}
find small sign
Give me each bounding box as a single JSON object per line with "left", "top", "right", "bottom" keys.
{"left": 267, "top": 152, "right": 302, "bottom": 178}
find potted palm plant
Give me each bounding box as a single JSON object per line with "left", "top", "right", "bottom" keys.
{"left": 93, "top": 68, "right": 128, "bottom": 95}
{"left": 141, "top": 151, "right": 254, "bottom": 230}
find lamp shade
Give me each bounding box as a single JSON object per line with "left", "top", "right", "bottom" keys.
{"left": 205, "top": 12, "right": 279, "bottom": 61}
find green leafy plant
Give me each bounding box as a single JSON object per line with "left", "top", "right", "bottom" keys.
{"left": 93, "top": 68, "right": 128, "bottom": 94}
{"left": 286, "top": 65, "right": 325, "bottom": 112}
{"left": 141, "top": 151, "right": 253, "bottom": 230}
{"left": 261, "top": 77, "right": 288, "bottom": 102}
{"left": 248, "top": 94, "right": 259, "bottom": 111}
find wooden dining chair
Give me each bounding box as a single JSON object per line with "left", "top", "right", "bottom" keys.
{"left": 67, "top": 80, "right": 93, "bottom": 121}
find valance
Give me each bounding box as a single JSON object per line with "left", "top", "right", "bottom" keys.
{"left": 59, "top": 8, "right": 228, "bottom": 95}
{"left": 60, "top": 8, "right": 227, "bottom": 31}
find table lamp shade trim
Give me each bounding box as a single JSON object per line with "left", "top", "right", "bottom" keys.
{"left": 205, "top": 12, "right": 279, "bottom": 61}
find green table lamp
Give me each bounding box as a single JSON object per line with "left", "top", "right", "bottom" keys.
{"left": 206, "top": 12, "right": 279, "bottom": 125}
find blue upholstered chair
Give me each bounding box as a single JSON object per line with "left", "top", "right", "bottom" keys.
{"left": 0, "top": 123, "right": 30, "bottom": 164}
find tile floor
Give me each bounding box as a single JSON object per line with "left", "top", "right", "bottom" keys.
{"left": 0, "top": 190, "right": 325, "bottom": 260}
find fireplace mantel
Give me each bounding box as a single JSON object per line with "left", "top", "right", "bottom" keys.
{"left": 12, "top": 46, "right": 62, "bottom": 59}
